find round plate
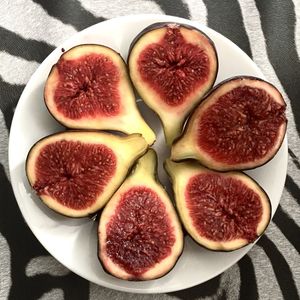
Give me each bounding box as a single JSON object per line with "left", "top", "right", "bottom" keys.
{"left": 8, "top": 14, "right": 287, "bottom": 293}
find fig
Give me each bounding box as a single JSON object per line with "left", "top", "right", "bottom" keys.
{"left": 165, "top": 159, "right": 271, "bottom": 251}
{"left": 98, "top": 149, "right": 183, "bottom": 280}
{"left": 26, "top": 131, "right": 148, "bottom": 217}
{"left": 171, "top": 76, "right": 287, "bottom": 171}
{"left": 128, "top": 22, "right": 218, "bottom": 145}
{"left": 44, "top": 44, "right": 155, "bottom": 145}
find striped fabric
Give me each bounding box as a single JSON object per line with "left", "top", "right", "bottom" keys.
{"left": 0, "top": 1, "right": 299, "bottom": 299}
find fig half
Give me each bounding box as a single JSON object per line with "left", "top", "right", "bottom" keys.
{"left": 165, "top": 159, "right": 271, "bottom": 251}
{"left": 128, "top": 22, "right": 218, "bottom": 145}
{"left": 44, "top": 44, "right": 155, "bottom": 145}
{"left": 171, "top": 76, "right": 287, "bottom": 171}
{"left": 26, "top": 131, "right": 148, "bottom": 217}
{"left": 99, "top": 149, "right": 183, "bottom": 280}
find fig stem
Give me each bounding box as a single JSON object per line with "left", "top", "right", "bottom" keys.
{"left": 130, "top": 149, "right": 157, "bottom": 179}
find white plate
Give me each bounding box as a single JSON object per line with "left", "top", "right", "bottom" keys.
{"left": 8, "top": 14, "right": 287, "bottom": 293}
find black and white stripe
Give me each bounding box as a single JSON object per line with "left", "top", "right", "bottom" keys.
{"left": 0, "top": 1, "right": 299, "bottom": 299}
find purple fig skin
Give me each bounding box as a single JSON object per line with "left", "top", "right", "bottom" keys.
{"left": 172, "top": 75, "right": 287, "bottom": 172}
{"left": 43, "top": 44, "right": 125, "bottom": 130}
{"left": 97, "top": 217, "right": 184, "bottom": 281}
{"left": 127, "top": 22, "right": 219, "bottom": 93}
{"left": 163, "top": 159, "right": 272, "bottom": 252}
{"left": 203, "top": 75, "right": 287, "bottom": 107}
{"left": 127, "top": 22, "right": 219, "bottom": 146}
{"left": 97, "top": 150, "right": 184, "bottom": 281}
{"left": 25, "top": 130, "right": 93, "bottom": 219}
{"left": 128, "top": 22, "right": 218, "bottom": 68}
{"left": 25, "top": 130, "right": 146, "bottom": 219}
{"left": 127, "top": 21, "right": 218, "bottom": 94}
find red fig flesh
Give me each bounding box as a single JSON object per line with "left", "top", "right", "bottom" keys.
{"left": 171, "top": 76, "right": 287, "bottom": 171}
{"left": 26, "top": 131, "right": 148, "bottom": 217}
{"left": 165, "top": 159, "right": 271, "bottom": 251}
{"left": 128, "top": 23, "right": 218, "bottom": 145}
{"left": 99, "top": 150, "right": 183, "bottom": 280}
{"left": 44, "top": 44, "right": 155, "bottom": 145}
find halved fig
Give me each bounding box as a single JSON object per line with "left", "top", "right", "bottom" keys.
{"left": 128, "top": 22, "right": 218, "bottom": 145}
{"left": 99, "top": 149, "right": 183, "bottom": 280}
{"left": 165, "top": 159, "right": 271, "bottom": 251}
{"left": 26, "top": 131, "right": 148, "bottom": 217}
{"left": 171, "top": 76, "right": 287, "bottom": 171}
{"left": 44, "top": 44, "right": 155, "bottom": 145}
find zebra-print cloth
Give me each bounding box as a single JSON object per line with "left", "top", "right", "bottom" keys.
{"left": 0, "top": 1, "right": 299, "bottom": 299}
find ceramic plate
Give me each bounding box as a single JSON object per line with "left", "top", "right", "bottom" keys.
{"left": 8, "top": 14, "right": 287, "bottom": 293}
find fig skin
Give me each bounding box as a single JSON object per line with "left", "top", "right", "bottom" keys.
{"left": 128, "top": 22, "right": 218, "bottom": 146}
{"left": 128, "top": 22, "right": 217, "bottom": 58}
{"left": 44, "top": 44, "right": 156, "bottom": 145}
{"left": 26, "top": 131, "right": 148, "bottom": 218}
{"left": 164, "top": 159, "right": 272, "bottom": 252}
{"left": 171, "top": 76, "right": 287, "bottom": 171}
{"left": 98, "top": 149, "right": 183, "bottom": 280}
